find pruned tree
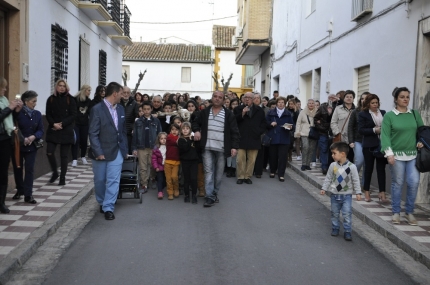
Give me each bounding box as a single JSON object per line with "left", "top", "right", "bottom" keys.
{"left": 122, "top": 70, "right": 128, "bottom": 86}
{"left": 212, "top": 71, "right": 219, "bottom": 91}
{"left": 132, "top": 69, "right": 147, "bottom": 95}
{"left": 222, "top": 73, "right": 233, "bottom": 94}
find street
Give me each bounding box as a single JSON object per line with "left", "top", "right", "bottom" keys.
{"left": 41, "top": 172, "right": 415, "bottom": 285}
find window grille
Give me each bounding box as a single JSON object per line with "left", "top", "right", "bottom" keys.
{"left": 51, "top": 24, "right": 68, "bottom": 94}
{"left": 99, "top": 50, "right": 107, "bottom": 86}
{"left": 351, "top": 0, "right": 373, "bottom": 21}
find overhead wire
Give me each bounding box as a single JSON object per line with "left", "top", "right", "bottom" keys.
{"left": 131, "top": 15, "right": 237, "bottom": 24}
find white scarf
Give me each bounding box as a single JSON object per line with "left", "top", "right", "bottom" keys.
{"left": 276, "top": 107, "right": 284, "bottom": 118}
{"left": 0, "top": 96, "right": 14, "bottom": 136}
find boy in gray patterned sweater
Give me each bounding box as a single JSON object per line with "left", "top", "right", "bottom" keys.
{"left": 320, "top": 142, "right": 362, "bottom": 241}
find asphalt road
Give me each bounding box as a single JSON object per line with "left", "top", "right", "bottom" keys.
{"left": 43, "top": 173, "right": 415, "bottom": 285}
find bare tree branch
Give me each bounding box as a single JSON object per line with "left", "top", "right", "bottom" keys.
{"left": 132, "top": 69, "right": 147, "bottom": 95}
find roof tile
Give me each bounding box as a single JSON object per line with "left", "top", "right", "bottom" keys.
{"left": 212, "top": 25, "right": 236, "bottom": 49}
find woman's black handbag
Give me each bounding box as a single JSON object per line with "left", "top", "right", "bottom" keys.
{"left": 307, "top": 116, "right": 320, "bottom": 140}
{"left": 416, "top": 147, "right": 430, "bottom": 173}
{"left": 262, "top": 134, "right": 272, "bottom": 146}
{"left": 370, "top": 143, "right": 384, "bottom": 158}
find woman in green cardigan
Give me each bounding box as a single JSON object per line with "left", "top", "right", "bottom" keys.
{"left": 381, "top": 87, "right": 424, "bottom": 226}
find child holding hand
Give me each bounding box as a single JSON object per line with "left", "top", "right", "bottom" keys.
{"left": 152, "top": 132, "right": 167, "bottom": 199}
{"left": 320, "top": 142, "right": 362, "bottom": 241}
{"left": 177, "top": 122, "right": 199, "bottom": 204}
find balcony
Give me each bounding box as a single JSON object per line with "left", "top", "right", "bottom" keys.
{"left": 70, "top": 0, "right": 111, "bottom": 21}
{"left": 121, "top": 5, "right": 131, "bottom": 38}
{"left": 351, "top": 0, "right": 373, "bottom": 22}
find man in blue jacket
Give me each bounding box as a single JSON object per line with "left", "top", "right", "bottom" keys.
{"left": 89, "top": 82, "right": 128, "bottom": 220}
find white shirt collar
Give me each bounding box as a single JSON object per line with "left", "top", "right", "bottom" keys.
{"left": 392, "top": 108, "right": 412, "bottom": 115}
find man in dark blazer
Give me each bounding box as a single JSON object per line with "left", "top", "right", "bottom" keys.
{"left": 89, "top": 82, "right": 128, "bottom": 220}
{"left": 234, "top": 92, "right": 267, "bottom": 184}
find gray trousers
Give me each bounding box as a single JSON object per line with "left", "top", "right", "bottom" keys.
{"left": 301, "top": 136, "right": 317, "bottom": 167}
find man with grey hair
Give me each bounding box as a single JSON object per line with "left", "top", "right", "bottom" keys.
{"left": 192, "top": 91, "right": 240, "bottom": 207}
{"left": 151, "top": 95, "right": 163, "bottom": 114}
{"left": 120, "top": 86, "right": 139, "bottom": 154}
{"left": 234, "top": 92, "right": 267, "bottom": 184}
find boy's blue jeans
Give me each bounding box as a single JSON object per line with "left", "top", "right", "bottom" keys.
{"left": 331, "top": 194, "right": 352, "bottom": 233}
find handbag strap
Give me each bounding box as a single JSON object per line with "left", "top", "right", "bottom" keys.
{"left": 340, "top": 110, "right": 352, "bottom": 133}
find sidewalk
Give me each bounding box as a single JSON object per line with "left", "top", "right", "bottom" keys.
{"left": 288, "top": 157, "right": 430, "bottom": 270}
{"left": 0, "top": 162, "right": 94, "bottom": 284}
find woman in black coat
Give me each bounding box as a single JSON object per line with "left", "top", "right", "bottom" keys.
{"left": 71, "top": 85, "right": 92, "bottom": 166}
{"left": 11, "top": 91, "right": 44, "bottom": 203}
{"left": 314, "top": 102, "right": 332, "bottom": 175}
{"left": 358, "top": 94, "right": 387, "bottom": 203}
{"left": 45, "top": 79, "right": 77, "bottom": 185}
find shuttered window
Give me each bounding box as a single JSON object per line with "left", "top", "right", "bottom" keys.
{"left": 357, "top": 65, "right": 370, "bottom": 96}
{"left": 181, "top": 67, "right": 191, "bottom": 83}
{"left": 99, "top": 50, "right": 107, "bottom": 86}
{"left": 79, "top": 37, "right": 90, "bottom": 88}
{"left": 51, "top": 24, "right": 68, "bottom": 94}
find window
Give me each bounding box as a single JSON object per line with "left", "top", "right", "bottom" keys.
{"left": 181, "top": 67, "right": 191, "bottom": 83}
{"left": 306, "top": 0, "right": 316, "bottom": 16}
{"left": 99, "top": 50, "right": 107, "bottom": 86}
{"left": 79, "top": 37, "right": 90, "bottom": 88}
{"left": 351, "top": 0, "right": 373, "bottom": 21}
{"left": 51, "top": 24, "right": 68, "bottom": 93}
{"left": 357, "top": 65, "right": 370, "bottom": 97}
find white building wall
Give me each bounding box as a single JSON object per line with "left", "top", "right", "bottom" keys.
{"left": 271, "top": 0, "right": 430, "bottom": 111}
{"left": 123, "top": 61, "right": 213, "bottom": 99}
{"left": 28, "top": 0, "right": 123, "bottom": 114}
{"left": 218, "top": 50, "right": 243, "bottom": 88}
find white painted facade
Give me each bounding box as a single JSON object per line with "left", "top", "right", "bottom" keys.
{"left": 28, "top": 0, "right": 124, "bottom": 114}
{"left": 217, "top": 50, "right": 243, "bottom": 88}
{"left": 122, "top": 61, "right": 213, "bottom": 99}
{"left": 270, "top": 0, "right": 430, "bottom": 112}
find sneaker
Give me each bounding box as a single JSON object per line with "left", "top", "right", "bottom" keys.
{"left": 331, "top": 229, "right": 339, "bottom": 236}
{"left": 311, "top": 162, "right": 316, "bottom": 167}
{"left": 184, "top": 196, "right": 190, "bottom": 203}
{"left": 81, "top": 157, "right": 88, "bottom": 165}
{"left": 296, "top": 156, "right": 302, "bottom": 161}
{"left": 157, "top": 192, "right": 163, "bottom": 200}
{"left": 392, "top": 213, "right": 400, "bottom": 224}
{"left": 140, "top": 186, "right": 148, "bottom": 194}
{"left": 316, "top": 158, "right": 320, "bottom": 163}
{"left": 344, "top": 232, "right": 352, "bottom": 241}
{"left": 191, "top": 195, "right": 197, "bottom": 204}
{"left": 405, "top": 213, "right": 418, "bottom": 226}
{"left": 305, "top": 166, "right": 312, "bottom": 170}
{"left": 301, "top": 166, "right": 306, "bottom": 171}
{"left": 204, "top": 198, "right": 215, "bottom": 207}
{"left": 71, "top": 160, "right": 77, "bottom": 167}
{"left": 168, "top": 195, "right": 174, "bottom": 200}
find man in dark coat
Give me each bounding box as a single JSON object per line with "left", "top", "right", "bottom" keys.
{"left": 120, "top": 86, "right": 139, "bottom": 154}
{"left": 234, "top": 92, "right": 267, "bottom": 184}
{"left": 192, "top": 91, "right": 240, "bottom": 207}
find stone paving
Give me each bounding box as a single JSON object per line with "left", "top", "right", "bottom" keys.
{"left": 289, "top": 157, "right": 430, "bottom": 249}
{"left": 0, "top": 162, "right": 94, "bottom": 261}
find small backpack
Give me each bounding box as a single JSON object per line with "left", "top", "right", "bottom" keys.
{"left": 413, "top": 111, "right": 430, "bottom": 173}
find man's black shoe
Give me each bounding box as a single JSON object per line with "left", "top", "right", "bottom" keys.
{"left": 49, "top": 173, "right": 59, "bottom": 183}
{"left": 236, "top": 179, "right": 243, "bottom": 184}
{"left": 100, "top": 206, "right": 104, "bottom": 214}
{"left": 204, "top": 198, "right": 215, "bottom": 207}
{"left": 214, "top": 195, "right": 219, "bottom": 203}
{"left": 244, "top": 179, "right": 252, "bottom": 184}
{"left": 104, "top": 211, "right": 115, "bottom": 220}
{"left": 58, "top": 178, "right": 66, "bottom": 186}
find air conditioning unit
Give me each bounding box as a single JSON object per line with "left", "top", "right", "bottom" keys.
{"left": 237, "top": 27, "right": 243, "bottom": 37}
{"left": 247, "top": 76, "right": 254, "bottom": 87}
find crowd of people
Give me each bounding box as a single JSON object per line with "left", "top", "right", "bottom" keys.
{"left": 0, "top": 77, "right": 425, "bottom": 231}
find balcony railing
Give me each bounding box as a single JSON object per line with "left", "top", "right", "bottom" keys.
{"left": 89, "top": 0, "right": 108, "bottom": 11}
{"left": 121, "top": 4, "right": 131, "bottom": 38}
{"left": 108, "top": 0, "right": 121, "bottom": 27}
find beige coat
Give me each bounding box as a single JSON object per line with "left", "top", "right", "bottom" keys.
{"left": 294, "top": 107, "right": 317, "bottom": 138}
{"left": 330, "top": 104, "right": 354, "bottom": 144}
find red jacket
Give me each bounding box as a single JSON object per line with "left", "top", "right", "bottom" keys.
{"left": 166, "top": 134, "right": 180, "bottom": 161}
{"left": 152, "top": 146, "right": 164, "bottom": 171}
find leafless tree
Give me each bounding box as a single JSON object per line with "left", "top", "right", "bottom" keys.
{"left": 132, "top": 69, "right": 147, "bottom": 95}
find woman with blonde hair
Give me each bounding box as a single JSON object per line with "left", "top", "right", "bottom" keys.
{"left": 0, "top": 77, "right": 23, "bottom": 213}
{"left": 46, "top": 79, "right": 77, "bottom": 185}
{"left": 295, "top": 99, "right": 318, "bottom": 171}
{"left": 71, "top": 84, "right": 92, "bottom": 167}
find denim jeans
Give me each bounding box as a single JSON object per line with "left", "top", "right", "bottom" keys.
{"left": 92, "top": 150, "right": 123, "bottom": 212}
{"left": 330, "top": 194, "right": 352, "bottom": 233}
{"left": 156, "top": 171, "right": 166, "bottom": 193}
{"left": 318, "top": 135, "right": 329, "bottom": 171}
{"left": 389, "top": 159, "right": 420, "bottom": 214}
{"left": 354, "top": 141, "right": 364, "bottom": 186}
{"left": 202, "top": 149, "right": 225, "bottom": 201}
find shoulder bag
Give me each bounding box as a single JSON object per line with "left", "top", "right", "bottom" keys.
{"left": 333, "top": 110, "right": 352, "bottom": 143}
{"left": 307, "top": 115, "right": 319, "bottom": 140}
{"left": 412, "top": 110, "right": 430, "bottom": 172}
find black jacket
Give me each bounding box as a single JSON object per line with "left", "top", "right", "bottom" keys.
{"left": 120, "top": 97, "right": 139, "bottom": 135}
{"left": 178, "top": 137, "right": 200, "bottom": 161}
{"left": 358, "top": 110, "right": 386, "bottom": 148}
{"left": 192, "top": 106, "right": 240, "bottom": 157}
{"left": 314, "top": 104, "right": 332, "bottom": 135}
{"left": 45, "top": 93, "right": 77, "bottom": 144}
{"left": 347, "top": 109, "right": 363, "bottom": 144}
{"left": 0, "top": 106, "right": 12, "bottom": 141}
{"left": 74, "top": 97, "right": 92, "bottom": 126}
{"left": 234, "top": 104, "right": 266, "bottom": 149}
